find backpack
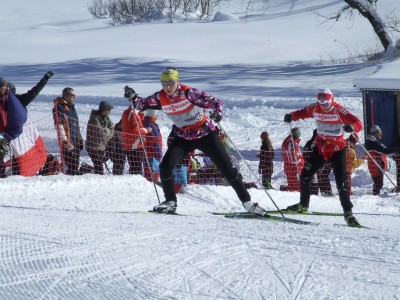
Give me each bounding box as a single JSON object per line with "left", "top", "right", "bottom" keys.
{"left": 39, "top": 154, "right": 61, "bottom": 176}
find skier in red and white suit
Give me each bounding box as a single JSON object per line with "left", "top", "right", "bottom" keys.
{"left": 283, "top": 88, "right": 363, "bottom": 226}
{"left": 280, "top": 127, "right": 304, "bottom": 192}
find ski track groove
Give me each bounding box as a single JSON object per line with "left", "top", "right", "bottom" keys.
{"left": 293, "top": 259, "right": 316, "bottom": 300}
{"left": 1, "top": 201, "right": 400, "bottom": 298}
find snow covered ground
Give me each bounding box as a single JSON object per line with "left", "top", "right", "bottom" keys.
{"left": 1, "top": 0, "right": 400, "bottom": 299}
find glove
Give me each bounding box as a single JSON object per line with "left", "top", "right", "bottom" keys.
{"left": 343, "top": 124, "right": 354, "bottom": 133}
{"left": 43, "top": 71, "right": 54, "bottom": 80}
{"left": 63, "top": 141, "right": 75, "bottom": 151}
{"left": 284, "top": 114, "right": 293, "bottom": 123}
{"left": 210, "top": 111, "right": 223, "bottom": 123}
{"left": 124, "top": 86, "right": 137, "bottom": 100}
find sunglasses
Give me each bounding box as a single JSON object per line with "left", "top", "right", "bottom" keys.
{"left": 317, "top": 93, "right": 332, "bottom": 105}
{"left": 161, "top": 80, "right": 176, "bottom": 87}
{"left": 65, "top": 94, "right": 76, "bottom": 98}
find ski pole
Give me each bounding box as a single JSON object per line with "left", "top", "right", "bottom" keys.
{"left": 217, "top": 122, "right": 286, "bottom": 218}
{"left": 351, "top": 133, "right": 397, "bottom": 188}
{"left": 127, "top": 92, "right": 161, "bottom": 204}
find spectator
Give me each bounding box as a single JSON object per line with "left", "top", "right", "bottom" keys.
{"left": 142, "top": 109, "right": 163, "bottom": 182}
{"left": 121, "top": 103, "right": 151, "bottom": 175}
{"left": 7, "top": 71, "right": 53, "bottom": 175}
{"left": 283, "top": 88, "right": 363, "bottom": 227}
{"left": 280, "top": 127, "right": 304, "bottom": 192}
{"left": 124, "top": 67, "right": 263, "bottom": 216}
{"left": 317, "top": 162, "right": 334, "bottom": 196}
{"left": 86, "top": 101, "right": 115, "bottom": 175}
{"left": 7, "top": 71, "right": 54, "bottom": 107}
{"left": 53, "top": 87, "right": 84, "bottom": 175}
{"left": 365, "top": 125, "right": 396, "bottom": 195}
{"left": 165, "top": 127, "right": 194, "bottom": 192}
{"left": 393, "top": 154, "right": 400, "bottom": 193}
{"left": 346, "top": 133, "right": 364, "bottom": 195}
{"left": 257, "top": 131, "right": 274, "bottom": 189}
{"left": 303, "top": 129, "right": 319, "bottom": 195}
{"left": 105, "top": 120, "right": 126, "bottom": 175}
{"left": 0, "top": 78, "right": 9, "bottom": 177}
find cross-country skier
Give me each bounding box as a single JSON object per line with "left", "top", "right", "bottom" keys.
{"left": 124, "top": 67, "right": 264, "bottom": 215}
{"left": 283, "top": 88, "right": 363, "bottom": 226}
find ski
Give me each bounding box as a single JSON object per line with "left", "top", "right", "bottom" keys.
{"left": 222, "top": 212, "right": 319, "bottom": 225}
{"left": 147, "top": 210, "right": 182, "bottom": 216}
{"left": 210, "top": 210, "right": 343, "bottom": 217}
{"left": 274, "top": 210, "right": 343, "bottom": 216}
{"left": 333, "top": 224, "right": 371, "bottom": 229}
{"left": 74, "top": 206, "right": 184, "bottom": 216}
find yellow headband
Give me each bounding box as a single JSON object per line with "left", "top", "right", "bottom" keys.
{"left": 160, "top": 68, "right": 179, "bottom": 81}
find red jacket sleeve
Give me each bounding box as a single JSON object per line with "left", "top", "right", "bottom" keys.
{"left": 337, "top": 106, "right": 363, "bottom": 133}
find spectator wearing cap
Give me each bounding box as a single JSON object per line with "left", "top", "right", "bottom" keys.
{"left": 365, "top": 125, "right": 396, "bottom": 195}
{"left": 345, "top": 133, "right": 364, "bottom": 195}
{"left": 141, "top": 109, "right": 162, "bottom": 182}
{"left": 86, "top": 101, "right": 115, "bottom": 175}
{"left": 280, "top": 127, "right": 304, "bottom": 192}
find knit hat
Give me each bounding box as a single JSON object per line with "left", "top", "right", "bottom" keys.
{"left": 291, "top": 127, "right": 301, "bottom": 139}
{"left": 160, "top": 67, "right": 179, "bottom": 81}
{"left": 99, "top": 101, "right": 114, "bottom": 111}
{"left": 6, "top": 82, "right": 15, "bottom": 90}
{"left": 0, "top": 77, "right": 7, "bottom": 88}
{"left": 144, "top": 109, "right": 159, "bottom": 118}
{"left": 317, "top": 88, "right": 334, "bottom": 105}
{"left": 370, "top": 125, "right": 381, "bottom": 134}
{"left": 348, "top": 133, "right": 359, "bottom": 144}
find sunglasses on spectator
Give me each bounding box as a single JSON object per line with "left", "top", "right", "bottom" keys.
{"left": 65, "top": 94, "right": 76, "bottom": 98}
{"left": 161, "top": 80, "right": 176, "bottom": 87}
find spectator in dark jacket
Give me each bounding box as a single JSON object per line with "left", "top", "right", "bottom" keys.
{"left": 105, "top": 120, "right": 126, "bottom": 175}
{"left": 86, "top": 101, "right": 114, "bottom": 175}
{"left": 52, "top": 87, "right": 83, "bottom": 175}
{"left": 7, "top": 71, "right": 54, "bottom": 107}
{"left": 303, "top": 129, "right": 319, "bottom": 195}
{"left": 365, "top": 125, "right": 396, "bottom": 195}
{"left": 257, "top": 131, "right": 274, "bottom": 189}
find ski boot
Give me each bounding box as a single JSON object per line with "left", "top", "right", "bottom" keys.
{"left": 284, "top": 203, "right": 308, "bottom": 213}
{"left": 153, "top": 200, "right": 177, "bottom": 214}
{"left": 344, "top": 211, "right": 361, "bottom": 227}
{"left": 243, "top": 201, "right": 266, "bottom": 216}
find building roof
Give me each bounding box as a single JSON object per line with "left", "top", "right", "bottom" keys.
{"left": 354, "top": 59, "right": 400, "bottom": 90}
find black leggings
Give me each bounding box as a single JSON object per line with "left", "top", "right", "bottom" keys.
{"left": 300, "top": 148, "right": 353, "bottom": 211}
{"left": 159, "top": 130, "right": 250, "bottom": 203}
